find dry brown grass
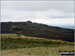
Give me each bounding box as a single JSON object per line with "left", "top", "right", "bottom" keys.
{"left": 1, "top": 46, "right": 74, "bottom": 56}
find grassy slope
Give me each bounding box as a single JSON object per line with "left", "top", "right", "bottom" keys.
{"left": 1, "top": 34, "right": 74, "bottom": 55}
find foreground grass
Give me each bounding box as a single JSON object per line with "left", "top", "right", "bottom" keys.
{"left": 1, "top": 46, "right": 74, "bottom": 56}
{"left": 1, "top": 34, "right": 74, "bottom": 55}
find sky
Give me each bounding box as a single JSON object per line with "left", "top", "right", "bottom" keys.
{"left": 1, "top": 0, "right": 74, "bottom": 29}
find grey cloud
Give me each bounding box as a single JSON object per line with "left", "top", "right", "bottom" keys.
{"left": 1, "top": 1, "right": 74, "bottom": 18}
{"left": 1, "top": 0, "right": 74, "bottom": 1}
{"left": 1, "top": 1, "right": 74, "bottom": 13}
{"left": 1, "top": 1, "right": 74, "bottom": 28}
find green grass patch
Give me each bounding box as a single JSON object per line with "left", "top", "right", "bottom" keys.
{"left": 1, "top": 34, "right": 74, "bottom": 50}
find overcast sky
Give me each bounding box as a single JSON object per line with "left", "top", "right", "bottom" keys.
{"left": 1, "top": 1, "right": 74, "bottom": 29}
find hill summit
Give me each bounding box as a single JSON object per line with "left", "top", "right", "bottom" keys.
{"left": 1, "top": 21, "right": 74, "bottom": 42}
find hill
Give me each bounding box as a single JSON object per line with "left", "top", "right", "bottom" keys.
{"left": 1, "top": 21, "right": 74, "bottom": 42}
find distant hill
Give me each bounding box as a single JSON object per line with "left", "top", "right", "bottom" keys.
{"left": 1, "top": 21, "right": 74, "bottom": 42}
